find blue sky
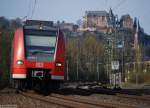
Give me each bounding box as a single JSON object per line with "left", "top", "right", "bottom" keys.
{"left": 0, "top": 0, "right": 150, "bottom": 34}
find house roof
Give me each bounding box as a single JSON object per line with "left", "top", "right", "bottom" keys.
{"left": 85, "top": 11, "right": 108, "bottom": 17}
{"left": 120, "top": 14, "right": 131, "bottom": 20}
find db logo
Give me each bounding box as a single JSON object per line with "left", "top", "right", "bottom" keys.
{"left": 36, "top": 62, "right": 44, "bottom": 68}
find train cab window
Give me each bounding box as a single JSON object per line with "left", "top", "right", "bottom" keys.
{"left": 24, "top": 29, "right": 57, "bottom": 61}
{"left": 26, "top": 36, "right": 56, "bottom": 48}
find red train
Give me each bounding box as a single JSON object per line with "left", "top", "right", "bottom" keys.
{"left": 11, "top": 20, "right": 65, "bottom": 94}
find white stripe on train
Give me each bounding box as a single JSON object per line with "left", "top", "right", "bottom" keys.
{"left": 12, "top": 74, "right": 26, "bottom": 78}
{"left": 51, "top": 75, "right": 64, "bottom": 80}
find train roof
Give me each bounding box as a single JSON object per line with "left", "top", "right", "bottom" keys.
{"left": 23, "top": 20, "right": 58, "bottom": 31}
{"left": 25, "top": 20, "right": 53, "bottom": 27}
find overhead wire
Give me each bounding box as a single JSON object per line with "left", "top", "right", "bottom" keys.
{"left": 21, "top": 0, "right": 32, "bottom": 21}
{"left": 112, "top": 0, "right": 127, "bottom": 11}
{"left": 26, "top": 0, "right": 32, "bottom": 19}
{"left": 31, "top": 0, "right": 37, "bottom": 19}
{"left": 105, "top": 0, "right": 108, "bottom": 9}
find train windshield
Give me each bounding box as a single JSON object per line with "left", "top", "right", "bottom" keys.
{"left": 24, "top": 29, "right": 57, "bottom": 61}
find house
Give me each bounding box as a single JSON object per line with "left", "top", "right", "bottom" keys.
{"left": 120, "top": 14, "right": 133, "bottom": 29}
{"left": 83, "top": 9, "right": 116, "bottom": 33}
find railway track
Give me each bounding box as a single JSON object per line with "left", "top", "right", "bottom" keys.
{"left": 0, "top": 87, "right": 18, "bottom": 94}
{"left": 117, "top": 94, "right": 150, "bottom": 103}
{"left": 1, "top": 87, "right": 149, "bottom": 108}
{"left": 20, "top": 91, "right": 138, "bottom": 108}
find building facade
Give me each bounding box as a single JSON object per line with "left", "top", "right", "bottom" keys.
{"left": 83, "top": 9, "right": 116, "bottom": 33}
{"left": 83, "top": 9, "right": 134, "bottom": 33}
{"left": 120, "top": 14, "right": 133, "bottom": 29}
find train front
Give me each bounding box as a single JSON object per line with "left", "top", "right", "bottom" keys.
{"left": 11, "top": 20, "right": 65, "bottom": 91}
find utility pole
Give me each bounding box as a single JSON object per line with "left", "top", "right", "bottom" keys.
{"left": 97, "top": 62, "right": 101, "bottom": 81}
{"left": 114, "top": 15, "right": 119, "bottom": 88}
{"left": 97, "top": 63, "right": 99, "bottom": 81}
{"left": 121, "top": 33, "right": 124, "bottom": 82}
{"left": 76, "top": 38, "right": 79, "bottom": 81}
{"left": 77, "top": 59, "right": 79, "bottom": 80}
{"left": 66, "top": 60, "right": 69, "bottom": 81}
{"left": 134, "top": 19, "right": 141, "bottom": 85}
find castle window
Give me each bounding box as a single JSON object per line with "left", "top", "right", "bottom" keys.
{"left": 102, "top": 16, "right": 105, "bottom": 21}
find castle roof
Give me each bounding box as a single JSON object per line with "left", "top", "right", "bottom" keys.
{"left": 85, "top": 11, "right": 108, "bottom": 17}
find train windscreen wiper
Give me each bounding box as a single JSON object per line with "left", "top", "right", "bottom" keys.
{"left": 29, "top": 50, "right": 54, "bottom": 55}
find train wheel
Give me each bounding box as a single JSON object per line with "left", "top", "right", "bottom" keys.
{"left": 50, "top": 81, "right": 62, "bottom": 90}
{"left": 40, "top": 80, "right": 50, "bottom": 96}
{"left": 13, "top": 79, "right": 26, "bottom": 92}
{"left": 12, "top": 79, "right": 18, "bottom": 89}
{"left": 26, "top": 78, "right": 33, "bottom": 90}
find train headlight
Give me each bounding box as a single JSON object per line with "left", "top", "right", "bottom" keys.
{"left": 39, "top": 26, "right": 43, "bottom": 30}
{"left": 17, "top": 60, "right": 24, "bottom": 65}
{"left": 56, "top": 63, "right": 62, "bottom": 67}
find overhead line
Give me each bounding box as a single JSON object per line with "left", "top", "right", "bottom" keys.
{"left": 112, "top": 0, "right": 127, "bottom": 11}
{"left": 31, "top": 0, "right": 37, "bottom": 19}
{"left": 27, "top": 0, "right": 32, "bottom": 19}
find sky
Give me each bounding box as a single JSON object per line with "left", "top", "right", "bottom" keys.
{"left": 0, "top": 0, "right": 150, "bottom": 34}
